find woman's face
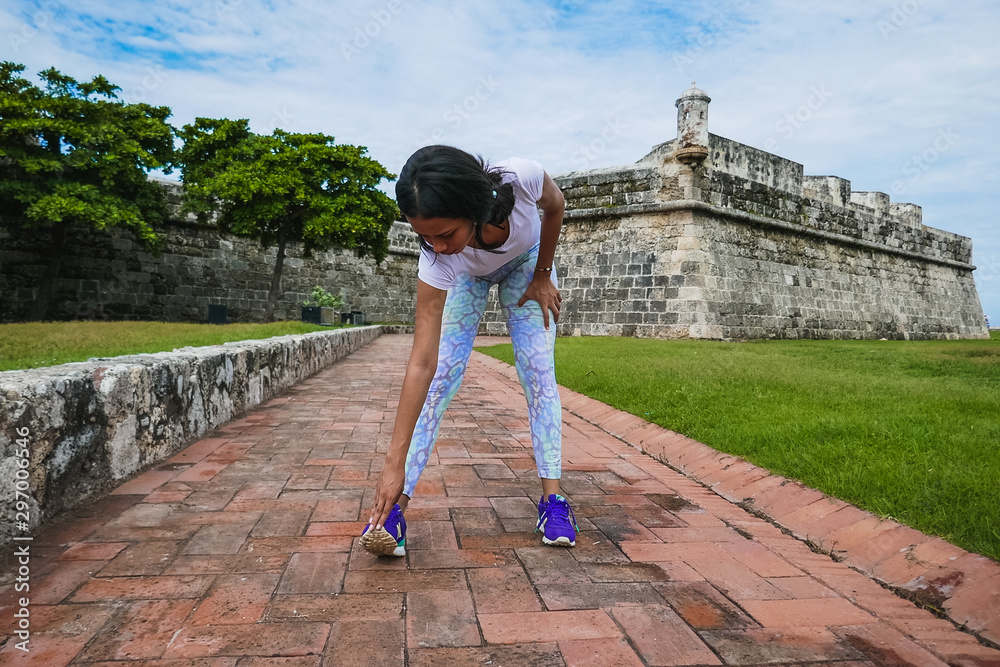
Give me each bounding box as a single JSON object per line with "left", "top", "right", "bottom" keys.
{"left": 407, "top": 215, "right": 476, "bottom": 254}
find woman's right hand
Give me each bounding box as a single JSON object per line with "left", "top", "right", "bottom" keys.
{"left": 368, "top": 457, "right": 405, "bottom": 530}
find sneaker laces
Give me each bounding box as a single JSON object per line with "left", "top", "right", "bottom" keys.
{"left": 537, "top": 496, "right": 580, "bottom": 533}
{"left": 386, "top": 506, "right": 404, "bottom": 539}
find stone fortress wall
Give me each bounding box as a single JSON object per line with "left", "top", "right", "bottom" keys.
{"left": 1, "top": 86, "right": 988, "bottom": 340}
{"left": 482, "top": 85, "right": 988, "bottom": 340}
{"left": 0, "top": 183, "right": 420, "bottom": 325}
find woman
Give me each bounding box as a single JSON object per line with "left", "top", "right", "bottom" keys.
{"left": 361, "top": 145, "right": 577, "bottom": 556}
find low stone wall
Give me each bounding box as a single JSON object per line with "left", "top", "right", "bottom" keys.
{"left": 0, "top": 326, "right": 387, "bottom": 547}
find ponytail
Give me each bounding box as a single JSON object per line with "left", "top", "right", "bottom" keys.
{"left": 475, "top": 171, "right": 515, "bottom": 251}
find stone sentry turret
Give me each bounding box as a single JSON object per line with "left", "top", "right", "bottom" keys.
{"left": 674, "top": 82, "right": 711, "bottom": 165}
{"left": 497, "top": 85, "right": 989, "bottom": 341}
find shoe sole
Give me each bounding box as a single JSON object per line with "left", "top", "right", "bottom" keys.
{"left": 360, "top": 526, "right": 405, "bottom": 557}
{"left": 542, "top": 536, "right": 575, "bottom": 547}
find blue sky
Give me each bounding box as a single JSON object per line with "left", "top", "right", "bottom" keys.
{"left": 3, "top": 0, "right": 998, "bottom": 323}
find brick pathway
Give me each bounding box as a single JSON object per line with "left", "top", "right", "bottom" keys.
{"left": 2, "top": 334, "right": 999, "bottom": 666}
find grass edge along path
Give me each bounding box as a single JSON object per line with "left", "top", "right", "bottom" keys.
{"left": 478, "top": 333, "right": 1000, "bottom": 562}
{"left": 0, "top": 320, "right": 334, "bottom": 371}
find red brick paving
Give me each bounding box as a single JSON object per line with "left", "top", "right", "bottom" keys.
{"left": 1, "top": 333, "right": 998, "bottom": 665}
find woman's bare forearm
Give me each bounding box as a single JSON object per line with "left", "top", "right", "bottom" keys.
{"left": 384, "top": 354, "right": 437, "bottom": 470}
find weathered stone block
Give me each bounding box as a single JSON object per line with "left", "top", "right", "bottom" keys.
{"left": 849, "top": 191, "right": 891, "bottom": 218}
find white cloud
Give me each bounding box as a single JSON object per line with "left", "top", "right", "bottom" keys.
{"left": 3, "top": 0, "right": 998, "bottom": 320}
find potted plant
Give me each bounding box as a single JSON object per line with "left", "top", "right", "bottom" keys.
{"left": 302, "top": 286, "right": 344, "bottom": 325}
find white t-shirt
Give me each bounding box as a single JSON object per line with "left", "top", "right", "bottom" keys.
{"left": 417, "top": 157, "right": 544, "bottom": 290}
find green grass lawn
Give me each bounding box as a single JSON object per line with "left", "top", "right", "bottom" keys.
{"left": 479, "top": 332, "right": 1000, "bottom": 561}
{"left": 0, "top": 320, "right": 333, "bottom": 371}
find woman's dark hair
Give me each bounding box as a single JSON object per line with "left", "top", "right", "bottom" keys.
{"left": 395, "top": 145, "right": 515, "bottom": 253}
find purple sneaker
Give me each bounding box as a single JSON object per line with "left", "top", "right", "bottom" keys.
{"left": 536, "top": 494, "right": 578, "bottom": 547}
{"left": 360, "top": 504, "right": 407, "bottom": 557}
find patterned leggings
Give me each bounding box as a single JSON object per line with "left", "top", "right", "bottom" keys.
{"left": 403, "top": 244, "right": 562, "bottom": 497}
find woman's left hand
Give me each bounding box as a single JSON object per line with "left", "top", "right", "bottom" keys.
{"left": 518, "top": 272, "right": 562, "bottom": 329}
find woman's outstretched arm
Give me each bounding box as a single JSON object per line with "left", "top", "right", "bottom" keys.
{"left": 367, "top": 279, "right": 447, "bottom": 531}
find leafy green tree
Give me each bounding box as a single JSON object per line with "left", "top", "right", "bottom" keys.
{"left": 178, "top": 118, "right": 398, "bottom": 321}
{"left": 0, "top": 62, "right": 175, "bottom": 320}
